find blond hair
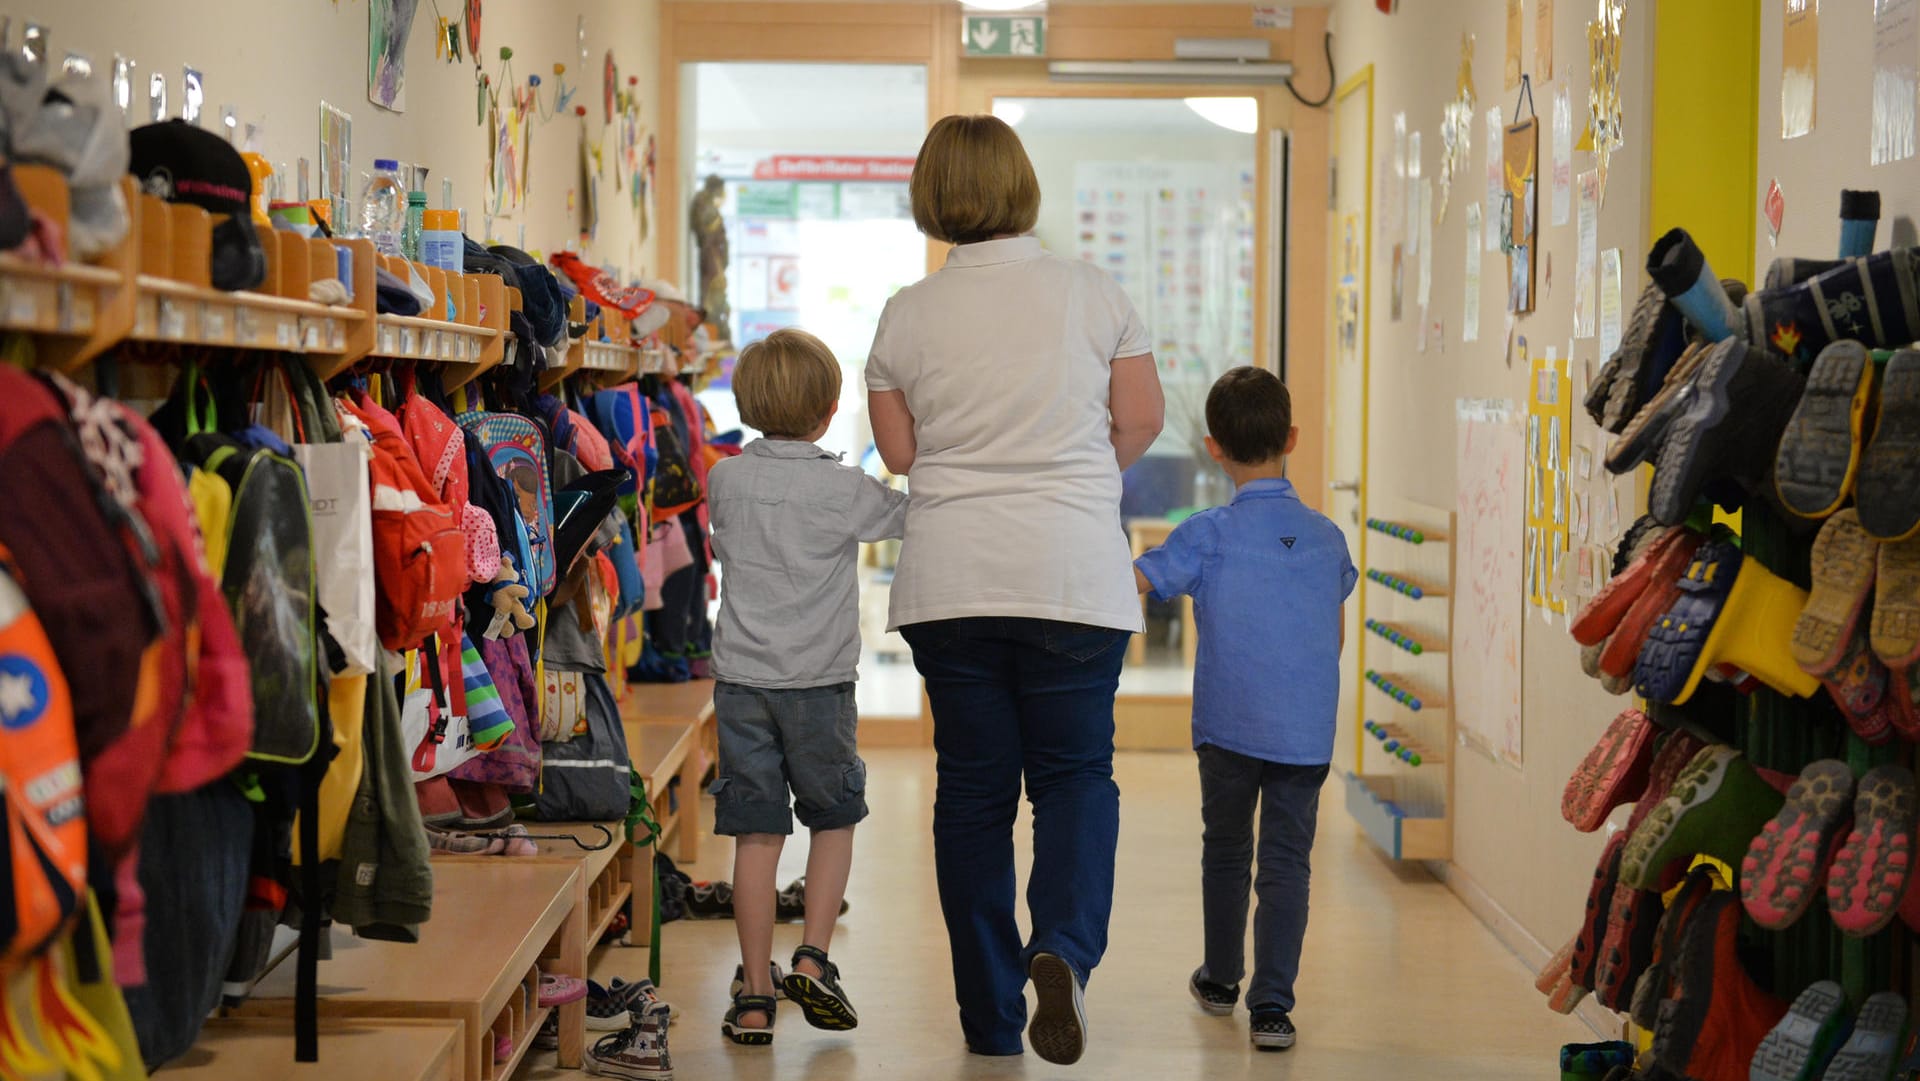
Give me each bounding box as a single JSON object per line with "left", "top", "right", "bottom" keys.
{"left": 733, "top": 328, "right": 841, "bottom": 439}
{"left": 909, "top": 114, "right": 1041, "bottom": 245}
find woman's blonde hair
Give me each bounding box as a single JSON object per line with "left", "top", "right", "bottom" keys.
{"left": 732, "top": 327, "right": 842, "bottom": 439}
{"left": 909, "top": 114, "right": 1041, "bottom": 245}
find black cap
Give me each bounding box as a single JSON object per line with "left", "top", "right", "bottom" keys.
{"left": 128, "top": 120, "right": 265, "bottom": 291}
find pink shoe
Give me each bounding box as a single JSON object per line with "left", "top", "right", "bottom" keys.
{"left": 540, "top": 972, "right": 589, "bottom": 1007}
{"left": 494, "top": 1033, "right": 513, "bottom": 1064}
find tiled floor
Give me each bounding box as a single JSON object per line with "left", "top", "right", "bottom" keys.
{"left": 526, "top": 748, "right": 1591, "bottom": 1080}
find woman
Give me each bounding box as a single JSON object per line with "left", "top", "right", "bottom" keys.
{"left": 866, "top": 114, "right": 1165, "bottom": 1064}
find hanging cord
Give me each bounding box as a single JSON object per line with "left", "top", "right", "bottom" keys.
{"left": 1284, "top": 30, "right": 1336, "bottom": 109}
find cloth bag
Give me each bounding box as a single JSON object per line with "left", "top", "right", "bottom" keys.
{"left": 294, "top": 432, "right": 378, "bottom": 676}
{"left": 524, "top": 672, "right": 632, "bottom": 822}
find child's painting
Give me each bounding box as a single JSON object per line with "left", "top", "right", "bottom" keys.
{"left": 369, "top": 0, "right": 420, "bottom": 112}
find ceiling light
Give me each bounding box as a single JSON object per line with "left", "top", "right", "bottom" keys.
{"left": 1184, "top": 97, "right": 1259, "bottom": 134}
{"left": 992, "top": 100, "right": 1027, "bottom": 127}
{"left": 1050, "top": 60, "right": 1295, "bottom": 85}
{"left": 962, "top": 0, "right": 1046, "bottom": 10}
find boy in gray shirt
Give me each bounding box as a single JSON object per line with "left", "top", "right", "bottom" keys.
{"left": 707, "top": 327, "right": 907, "bottom": 1047}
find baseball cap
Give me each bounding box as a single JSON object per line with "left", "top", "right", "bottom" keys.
{"left": 128, "top": 120, "right": 266, "bottom": 291}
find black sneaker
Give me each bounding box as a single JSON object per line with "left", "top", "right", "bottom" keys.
{"left": 1250, "top": 1009, "right": 1296, "bottom": 1051}
{"left": 776, "top": 876, "right": 850, "bottom": 921}
{"left": 1188, "top": 968, "right": 1238, "bottom": 1016}
{"left": 782, "top": 945, "right": 858, "bottom": 1031}
{"left": 1027, "top": 953, "right": 1088, "bottom": 1066}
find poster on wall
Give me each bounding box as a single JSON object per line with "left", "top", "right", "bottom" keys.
{"left": 1504, "top": 115, "right": 1539, "bottom": 314}
{"left": 369, "top": 0, "right": 420, "bottom": 112}
{"left": 1406, "top": 131, "right": 1423, "bottom": 256}
{"left": 1484, "top": 105, "right": 1504, "bottom": 252}
{"left": 1455, "top": 398, "right": 1525, "bottom": 768}
{"left": 1873, "top": 0, "right": 1918, "bottom": 165}
{"left": 1390, "top": 244, "right": 1405, "bottom": 320}
{"left": 1598, "top": 247, "right": 1624, "bottom": 357}
{"left": 1537, "top": 0, "right": 1554, "bottom": 81}
{"left": 1782, "top": 0, "right": 1819, "bottom": 139}
{"left": 1505, "top": 0, "right": 1524, "bottom": 89}
{"left": 1551, "top": 85, "right": 1573, "bottom": 226}
{"left": 1465, "top": 204, "right": 1483, "bottom": 342}
{"left": 1526, "top": 353, "right": 1573, "bottom": 616}
{"left": 1417, "top": 180, "right": 1434, "bottom": 309}
{"left": 1390, "top": 112, "right": 1407, "bottom": 243}
{"left": 1574, "top": 170, "right": 1599, "bottom": 338}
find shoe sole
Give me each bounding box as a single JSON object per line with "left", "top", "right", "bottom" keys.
{"left": 1570, "top": 834, "right": 1627, "bottom": 988}
{"left": 1535, "top": 936, "right": 1576, "bottom": 996}
{"left": 1885, "top": 662, "right": 1920, "bottom": 742}
{"left": 1591, "top": 876, "right": 1659, "bottom": 1012}
{"left": 1563, "top": 709, "right": 1657, "bottom": 832}
{"left": 1251, "top": 1027, "right": 1296, "bottom": 1051}
{"left": 1649, "top": 892, "right": 1732, "bottom": 1075}
{"left": 1875, "top": 535, "right": 1920, "bottom": 666}
{"left": 1827, "top": 765, "right": 1919, "bottom": 936}
{"left": 1573, "top": 528, "right": 1681, "bottom": 645}
{"left": 1632, "top": 546, "right": 1742, "bottom": 703}
{"left": 782, "top": 973, "right": 858, "bottom": 1031}
{"left": 1608, "top": 341, "right": 1710, "bottom": 471}
{"left": 1860, "top": 351, "right": 1920, "bottom": 541}
{"left": 1599, "top": 283, "right": 1685, "bottom": 433}
{"left": 1598, "top": 534, "right": 1706, "bottom": 679}
{"left": 721, "top": 1022, "right": 774, "bottom": 1047}
{"left": 587, "top": 1014, "right": 633, "bottom": 1032}
{"left": 1740, "top": 759, "right": 1855, "bottom": 929}
{"left": 1620, "top": 746, "right": 1738, "bottom": 890}
{"left": 585, "top": 1056, "right": 674, "bottom": 1080}
{"left": 1189, "top": 979, "right": 1236, "bottom": 1016}
{"left": 1547, "top": 971, "right": 1589, "bottom": 1015}
{"left": 1750, "top": 980, "right": 1850, "bottom": 1081}
{"left": 1795, "top": 510, "right": 1879, "bottom": 675}
{"left": 1823, "top": 992, "right": 1911, "bottom": 1081}
{"left": 1627, "top": 870, "right": 1714, "bottom": 1031}
{"left": 1649, "top": 340, "right": 1746, "bottom": 525}
{"left": 1027, "top": 954, "right": 1087, "bottom": 1066}
{"left": 1775, "top": 341, "right": 1873, "bottom": 519}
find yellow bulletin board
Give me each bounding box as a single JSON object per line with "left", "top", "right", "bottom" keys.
{"left": 1525, "top": 352, "right": 1572, "bottom": 612}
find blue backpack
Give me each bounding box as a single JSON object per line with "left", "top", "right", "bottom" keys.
{"left": 458, "top": 412, "right": 556, "bottom": 598}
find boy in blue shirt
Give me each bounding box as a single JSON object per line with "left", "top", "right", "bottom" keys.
{"left": 1134, "top": 366, "right": 1356, "bottom": 1053}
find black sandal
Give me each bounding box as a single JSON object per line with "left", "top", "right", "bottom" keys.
{"left": 782, "top": 944, "right": 858, "bottom": 1031}
{"left": 722, "top": 993, "right": 777, "bottom": 1046}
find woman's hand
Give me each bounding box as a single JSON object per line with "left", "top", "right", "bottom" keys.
{"left": 869, "top": 389, "right": 918, "bottom": 475}
{"left": 1109, "top": 353, "right": 1165, "bottom": 470}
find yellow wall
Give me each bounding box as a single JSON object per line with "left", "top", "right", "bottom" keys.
{"left": 1649, "top": 0, "right": 1758, "bottom": 274}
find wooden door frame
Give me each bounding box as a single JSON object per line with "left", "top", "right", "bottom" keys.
{"left": 1331, "top": 63, "right": 1374, "bottom": 769}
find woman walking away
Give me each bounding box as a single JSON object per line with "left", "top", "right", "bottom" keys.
{"left": 866, "top": 113, "right": 1165, "bottom": 1065}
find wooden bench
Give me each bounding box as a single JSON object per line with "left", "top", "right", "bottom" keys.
{"left": 231, "top": 862, "right": 581, "bottom": 1081}
{"left": 433, "top": 821, "right": 633, "bottom": 1068}
{"left": 620, "top": 680, "right": 716, "bottom": 947}
{"left": 160, "top": 1018, "right": 462, "bottom": 1081}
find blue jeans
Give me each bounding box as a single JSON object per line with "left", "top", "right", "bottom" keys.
{"left": 1195, "top": 744, "right": 1330, "bottom": 1014}
{"left": 900, "top": 618, "right": 1129, "bottom": 1055}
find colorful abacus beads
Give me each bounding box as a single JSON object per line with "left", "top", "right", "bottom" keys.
{"left": 1363, "top": 720, "right": 1423, "bottom": 766}
{"left": 1365, "top": 670, "right": 1423, "bottom": 710}
{"left": 1365, "top": 619, "right": 1425, "bottom": 655}
{"left": 1365, "top": 569, "right": 1425, "bottom": 599}
{"left": 1366, "top": 518, "right": 1426, "bottom": 544}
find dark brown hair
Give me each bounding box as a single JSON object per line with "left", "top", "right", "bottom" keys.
{"left": 1205, "top": 366, "right": 1294, "bottom": 464}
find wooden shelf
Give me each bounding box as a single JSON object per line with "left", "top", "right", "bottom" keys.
{"left": 167, "top": 1019, "right": 462, "bottom": 1081}
{"left": 1344, "top": 770, "right": 1451, "bottom": 861}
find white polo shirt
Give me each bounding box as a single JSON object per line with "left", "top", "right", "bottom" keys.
{"left": 866, "top": 236, "right": 1150, "bottom": 633}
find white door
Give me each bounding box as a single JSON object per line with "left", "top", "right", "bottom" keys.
{"left": 1327, "top": 71, "right": 1373, "bottom": 777}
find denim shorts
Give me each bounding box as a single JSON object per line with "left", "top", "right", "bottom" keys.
{"left": 710, "top": 680, "right": 867, "bottom": 836}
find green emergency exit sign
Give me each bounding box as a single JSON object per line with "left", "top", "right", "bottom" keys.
{"left": 964, "top": 14, "right": 1046, "bottom": 57}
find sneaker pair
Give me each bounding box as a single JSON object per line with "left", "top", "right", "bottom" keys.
{"left": 1776, "top": 344, "right": 1920, "bottom": 536}
{"left": 588, "top": 977, "right": 672, "bottom": 1032}
{"left": 586, "top": 1012, "right": 672, "bottom": 1080}
{"left": 1742, "top": 760, "right": 1920, "bottom": 936}
{"left": 1188, "top": 968, "right": 1295, "bottom": 1051}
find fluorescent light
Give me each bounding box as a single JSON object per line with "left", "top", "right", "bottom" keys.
{"left": 992, "top": 100, "right": 1027, "bottom": 127}
{"left": 1049, "top": 60, "right": 1295, "bottom": 85}
{"left": 1184, "top": 97, "right": 1260, "bottom": 133}
{"left": 962, "top": 0, "right": 1045, "bottom": 10}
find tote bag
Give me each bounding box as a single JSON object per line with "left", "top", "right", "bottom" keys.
{"left": 294, "top": 423, "right": 378, "bottom": 676}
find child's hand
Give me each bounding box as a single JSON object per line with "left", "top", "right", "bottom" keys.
{"left": 1133, "top": 567, "right": 1153, "bottom": 595}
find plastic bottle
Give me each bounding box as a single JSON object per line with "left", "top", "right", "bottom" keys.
{"left": 358, "top": 159, "right": 406, "bottom": 256}
{"left": 402, "top": 191, "right": 427, "bottom": 261}
{"left": 420, "top": 209, "right": 462, "bottom": 320}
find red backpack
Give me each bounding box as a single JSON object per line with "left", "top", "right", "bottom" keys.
{"left": 338, "top": 391, "right": 468, "bottom": 652}
{"left": 395, "top": 386, "right": 500, "bottom": 586}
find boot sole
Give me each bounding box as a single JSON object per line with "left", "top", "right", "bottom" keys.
{"left": 1874, "top": 535, "right": 1920, "bottom": 666}
{"left": 1027, "top": 954, "right": 1087, "bottom": 1066}
{"left": 1633, "top": 545, "right": 1742, "bottom": 704}
{"left": 1775, "top": 341, "right": 1873, "bottom": 519}
{"left": 782, "top": 973, "right": 858, "bottom": 1031}
{"left": 1599, "top": 534, "right": 1708, "bottom": 680}
{"left": 1885, "top": 663, "right": 1920, "bottom": 741}
{"left": 1535, "top": 936, "right": 1576, "bottom": 996}
{"left": 1592, "top": 877, "right": 1659, "bottom": 1012}
{"left": 1827, "top": 765, "right": 1919, "bottom": 936}
{"left": 1740, "top": 759, "right": 1855, "bottom": 929}
{"left": 1563, "top": 709, "right": 1657, "bottom": 832}
{"left": 1570, "top": 834, "right": 1627, "bottom": 988}
{"left": 1609, "top": 342, "right": 1711, "bottom": 473}
{"left": 1600, "top": 283, "right": 1685, "bottom": 434}
{"left": 1621, "top": 746, "right": 1738, "bottom": 890}
{"left": 1795, "top": 510, "right": 1879, "bottom": 675}
{"left": 1822, "top": 992, "right": 1911, "bottom": 1081}
{"left": 1572, "top": 527, "right": 1680, "bottom": 645}
{"left": 1859, "top": 350, "right": 1920, "bottom": 541}
{"left": 1750, "top": 980, "right": 1850, "bottom": 1081}
{"left": 1627, "top": 870, "right": 1715, "bottom": 1031}
{"left": 1649, "top": 892, "right": 1732, "bottom": 1074}
{"left": 1649, "top": 341, "right": 1746, "bottom": 525}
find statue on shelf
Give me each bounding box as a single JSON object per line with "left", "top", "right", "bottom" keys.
{"left": 689, "top": 174, "right": 732, "bottom": 344}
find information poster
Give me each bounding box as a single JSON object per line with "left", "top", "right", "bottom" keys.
{"left": 1574, "top": 170, "right": 1599, "bottom": 338}
{"left": 1782, "top": 0, "right": 1819, "bottom": 139}
{"left": 1526, "top": 354, "right": 1573, "bottom": 616}
{"left": 1455, "top": 398, "right": 1525, "bottom": 768}
{"left": 1504, "top": 116, "right": 1540, "bottom": 314}
{"left": 1874, "top": 0, "right": 1918, "bottom": 165}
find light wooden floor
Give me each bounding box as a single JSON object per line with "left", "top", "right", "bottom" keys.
{"left": 526, "top": 748, "right": 1590, "bottom": 1080}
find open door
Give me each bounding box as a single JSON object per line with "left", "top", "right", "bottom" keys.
{"left": 1327, "top": 68, "right": 1373, "bottom": 775}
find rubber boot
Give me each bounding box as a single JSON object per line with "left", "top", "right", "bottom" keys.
{"left": 1649, "top": 228, "right": 1743, "bottom": 343}
{"left": 1560, "top": 1040, "right": 1636, "bottom": 1080}
{"left": 1749, "top": 980, "right": 1853, "bottom": 1081}
{"left": 1823, "top": 993, "right": 1912, "bottom": 1081}
{"left": 1620, "top": 745, "right": 1786, "bottom": 890}
{"left": 1827, "top": 764, "right": 1919, "bottom": 936}
{"left": 1628, "top": 868, "right": 1718, "bottom": 1032}
{"left": 1647, "top": 339, "right": 1807, "bottom": 526}
{"left": 1652, "top": 891, "right": 1788, "bottom": 1081}
{"left": 1634, "top": 542, "right": 1743, "bottom": 704}
{"left": 1857, "top": 350, "right": 1920, "bottom": 541}
{"left": 1744, "top": 246, "right": 1920, "bottom": 365}
{"left": 1587, "top": 280, "right": 1692, "bottom": 434}
{"left": 1839, "top": 189, "right": 1881, "bottom": 258}
{"left": 1562, "top": 708, "right": 1658, "bottom": 832}
{"left": 1773, "top": 341, "right": 1876, "bottom": 519}
{"left": 1740, "top": 759, "right": 1856, "bottom": 930}
{"left": 1665, "top": 555, "right": 1819, "bottom": 704}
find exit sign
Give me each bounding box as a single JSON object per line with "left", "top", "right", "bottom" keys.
{"left": 964, "top": 15, "right": 1045, "bottom": 58}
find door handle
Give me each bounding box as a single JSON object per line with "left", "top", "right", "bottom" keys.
{"left": 1330, "top": 479, "right": 1361, "bottom": 493}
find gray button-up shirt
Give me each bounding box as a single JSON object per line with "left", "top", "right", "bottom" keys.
{"left": 709, "top": 438, "right": 908, "bottom": 689}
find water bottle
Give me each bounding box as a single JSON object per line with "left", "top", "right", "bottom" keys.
{"left": 402, "top": 191, "right": 427, "bottom": 261}
{"left": 358, "top": 158, "right": 406, "bottom": 256}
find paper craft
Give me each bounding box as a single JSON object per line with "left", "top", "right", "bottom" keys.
{"left": 1455, "top": 397, "right": 1525, "bottom": 768}
{"left": 1506, "top": 0, "right": 1525, "bottom": 88}
{"left": 1465, "top": 203, "right": 1483, "bottom": 342}
{"left": 1873, "top": 0, "right": 1917, "bottom": 165}
{"left": 1552, "top": 85, "right": 1573, "bottom": 226}
{"left": 1504, "top": 115, "right": 1539, "bottom": 313}
{"left": 1407, "top": 131, "right": 1423, "bottom": 256}
{"left": 1439, "top": 35, "right": 1477, "bottom": 223}
{"left": 1526, "top": 353, "right": 1572, "bottom": 614}
{"left": 1782, "top": 0, "right": 1819, "bottom": 139}
{"left": 1418, "top": 180, "right": 1435, "bottom": 308}
{"left": 1598, "top": 247, "right": 1624, "bottom": 358}
{"left": 1390, "top": 111, "right": 1408, "bottom": 241}
{"left": 1586, "top": 0, "right": 1625, "bottom": 201}
{"left": 1391, "top": 243, "right": 1405, "bottom": 320}
{"left": 1484, "top": 106, "right": 1504, "bottom": 251}
{"left": 1574, "top": 170, "right": 1599, "bottom": 338}
{"left": 1538, "top": 0, "right": 1555, "bottom": 80}
{"left": 369, "top": 0, "right": 420, "bottom": 112}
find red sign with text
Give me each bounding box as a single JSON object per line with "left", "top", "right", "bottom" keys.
{"left": 752, "top": 155, "right": 916, "bottom": 182}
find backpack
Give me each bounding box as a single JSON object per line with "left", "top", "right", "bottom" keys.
{"left": 0, "top": 553, "right": 87, "bottom": 971}
{"left": 523, "top": 672, "right": 631, "bottom": 822}
{"left": 648, "top": 404, "right": 702, "bottom": 523}
{"left": 587, "top": 386, "right": 650, "bottom": 500}
{"left": 459, "top": 411, "right": 557, "bottom": 598}
{"left": 395, "top": 384, "right": 499, "bottom": 585}
{"left": 183, "top": 428, "right": 321, "bottom": 765}
{"left": 339, "top": 391, "right": 469, "bottom": 651}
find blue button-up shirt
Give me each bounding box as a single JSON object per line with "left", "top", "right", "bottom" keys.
{"left": 1135, "top": 478, "right": 1357, "bottom": 765}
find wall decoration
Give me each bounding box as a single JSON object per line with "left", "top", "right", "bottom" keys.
{"left": 1764, "top": 177, "right": 1786, "bottom": 244}
{"left": 603, "top": 50, "right": 617, "bottom": 124}
{"left": 1525, "top": 353, "right": 1571, "bottom": 616}
{"left": 1390, "top": 243, "right": 1404, "bottom": 320}
{"left": 1336, "top": 213, "right": 1361, "bottom": 364}
{"left": 369, "top": 0, "right": 420, "bottom": 111}
{"left": 1874, "top": 0, "right": 1917, "bottom": 165}
{"left": 1455, "top": 398, "right": 1524, "bottom": 767}
{"left": 1417, "top": 179, "right": 1434, "bottom": 310}
{"left": 1574, "top": 169, "right": 1599, "bottom": 338}
{"left": 1406, "top": 130, "right": 1422, "bottom": 257}
{"left": 1551, "top": 84, "right": 1572, "bottom": 226}
{"left": 1781, "top": 0, "right": 1818, "bottom": 139}
{"left": 1388, "top": 111, "right": 1406, "bottom": 244}
{"left": 1464, "top": 204, "right": 1482, "bottom": 342}
{"left": 1598, "top": 247, "right": 1623, "bottom": 356}
{"left": 1505, "top": 0, "right": 1524, "bottom": 89}
{"left": 1438, "top": 34, "right": 1476, "bottom": 223}
{"left": 466, "top": 0, "right": 483, "bottom": 58}
{"left": 1537, "top": 0, "right": 1555, "bottom": 80}
{"left": 1586, "top": 0, "right": 1625, "bottom": 202}
{"left": 1484, "top": 105, "right": 1504, "bottom": 252}
{"left": 1504, "top": 111, "right": 1539, "bottom": 314}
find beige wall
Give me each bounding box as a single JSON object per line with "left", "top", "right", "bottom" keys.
{"left": 25, "top": 0, "right": 660, "bottom": 279}
{"left": 1328, "top": 0, "right": 1654, "bottom": 970}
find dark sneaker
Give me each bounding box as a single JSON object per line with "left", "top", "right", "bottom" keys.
{"left": 729, "top": 962, "right": 785, "bottom": 1001}
{"left": 686, "top": 879, "right": 734, "bottom": 919}
{"left": 1774, "top": 340, "right": 1876, "bottom": 520}
{"left": 776, "top": 876, "right": 850, "bottom": 921}
{"left": 586, "top": 1014, "right": 673, "bottom": 1079}
{"left": 722, "top": 994, "right": 776, "bottom": 1047}
{"left": 783, "top": 945, "right": 858, "bottom": 1031}
{"left": 1188, "top": 968, "right": 1238, "bottom": 1016}
{"left": 1859, "top": 350, "right": 1920, "bottom": 542}
{"left": 534, "top": 1011, "right": 560, "bottom": 1052}
{"left": 588, "top": 980, "right": 636, "bottom": 1031}
{"left": 1027, "top": 953, "right": 1088, "bottom": 1066}
{"left": 1249, "top": 1009, "right": 1296, "bottom": 1051}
